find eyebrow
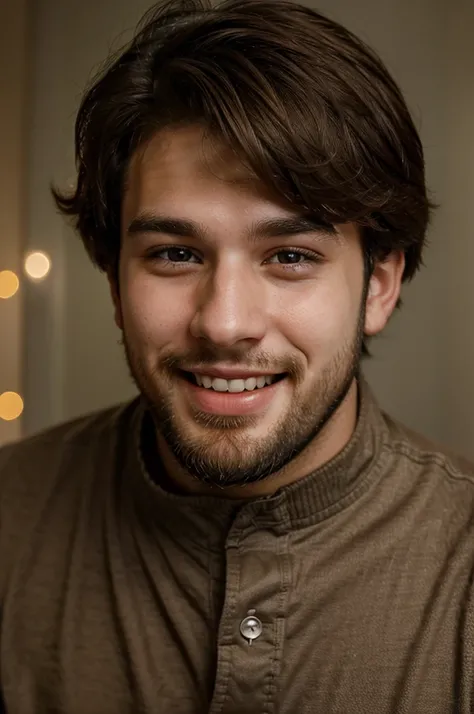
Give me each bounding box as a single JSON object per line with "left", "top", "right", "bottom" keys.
{"left": 127, "top": 212, "right": 338, "bottom": 243}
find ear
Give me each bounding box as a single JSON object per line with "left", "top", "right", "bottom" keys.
{"left": 107, "top": 270, "right": 123, "bottom": 331}
{"left": 364, "top": 252, "right": 405, "bottom": 336}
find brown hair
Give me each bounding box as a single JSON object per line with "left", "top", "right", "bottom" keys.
{"left": 53, "top": 0, "right": 433, "bottom": 283}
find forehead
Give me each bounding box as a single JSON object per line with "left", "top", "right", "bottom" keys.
{"left": 137, "top": 125, "right": 256, "bottom": 180}
{"left": 122, "top": 125, "right": 361, "bottom": 250}
{"left": 123, "top": 125, "right": 291, "bottom": 217}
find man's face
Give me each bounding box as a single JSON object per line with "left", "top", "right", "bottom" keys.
{"left": 116, "top": 125, "right": 369, "bottom": 489}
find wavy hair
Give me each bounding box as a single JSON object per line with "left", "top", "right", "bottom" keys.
{"left": 53, "top": 0, "right": 433, "bottom": 288}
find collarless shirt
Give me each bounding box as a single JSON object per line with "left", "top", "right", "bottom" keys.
{"left": 1, "top": 380, "right": 474, "bottom": 713}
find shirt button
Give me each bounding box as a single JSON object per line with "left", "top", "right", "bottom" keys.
{"left": 240, "top": 610, "right": 263, "bottom": 644}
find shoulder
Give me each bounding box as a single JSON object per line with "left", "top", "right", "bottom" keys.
{"left": 383, "top": 411, "right": 474, "bottom": 490}
{"left": 0, "top": 399, "right": 141, "bottom": 586}
{"left": 0, "top": 399, "right": 140, "bottom": 478}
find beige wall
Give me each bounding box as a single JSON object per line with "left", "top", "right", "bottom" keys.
{"left": 21, "top": 0, "right": 474, "bottom": 459}
{"left": 0, "top": 0, "right": 29, "bottom": 446}
{"left": 22, "top": 0, "right": 145, "bottom": 436}
{"left": 438, "top": 0, "right": 474, "bottom": 457}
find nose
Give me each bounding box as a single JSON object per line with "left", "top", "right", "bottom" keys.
{"left": 189, "top": 259, "right": 267, "bottom": 347}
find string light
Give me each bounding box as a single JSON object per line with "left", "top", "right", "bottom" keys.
{"left": 1, "top": 251, "right": 51, "bottom": 426}
{"left": 0, "top": 270, "right": 20, "bottom": 299}
{"left": 0, "top": 392, "right": 24, "bottom": 421}
{"left": 24, "top": 251, "right": 51, "bottom": 280}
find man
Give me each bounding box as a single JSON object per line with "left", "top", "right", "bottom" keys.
{"left": 1, "top": 0, "right": 473, "bottom": 712}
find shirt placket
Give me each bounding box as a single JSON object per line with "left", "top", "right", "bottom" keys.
{"left": 209, "top": 506, "right": 290, "bottom": 714}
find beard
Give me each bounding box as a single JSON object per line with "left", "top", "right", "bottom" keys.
{"left": 123, "top": 303, "right": 366, "bottom": 490}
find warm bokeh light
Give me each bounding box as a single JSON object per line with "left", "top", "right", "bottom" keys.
{"left": 0, "top": 392, "right": 24, "bottom": 421}
{"left": 24, "top": 251, "right": 51, "bottom": 280}
{"left": 0, "top": 270, "right": 20, "bottom": 299}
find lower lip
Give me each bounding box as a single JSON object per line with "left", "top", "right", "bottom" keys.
{"left": 181, "top": 375, "right": 286, "bottom": 415}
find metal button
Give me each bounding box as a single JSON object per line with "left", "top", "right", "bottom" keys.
{"left": 240, "top": 609, "right": 263, "bottom": 645}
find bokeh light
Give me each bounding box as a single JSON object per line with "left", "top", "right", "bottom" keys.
{"left": 0, "top": 392, "right": 24, "bottom": 421}
{"left": 24, "top": 251, "right": 51, "bottom": 280}
{"left": 0, "top": 270, "right": 20, "bottom": 299}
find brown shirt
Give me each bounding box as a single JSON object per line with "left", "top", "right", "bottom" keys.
{"left": 1, "top": 380, "right": 474, "bottom": 714}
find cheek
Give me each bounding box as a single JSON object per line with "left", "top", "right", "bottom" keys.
{"left": 119, "top": 266, "right": 192, "bottom": 354}
{"left": 272, "top": 276, "right": 359, "bottom": 361}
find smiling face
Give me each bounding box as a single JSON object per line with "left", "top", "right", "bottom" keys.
{"left": 113, "top": 125, "right": 403, "bottom": 495}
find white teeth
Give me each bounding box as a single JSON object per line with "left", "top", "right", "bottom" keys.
{"left": 211, "top": 378, "right": 229, "bottom": 392}
{"left": 244, "top": 377, "right": 257, "bottom": 391}
{"left": 228, "top": 379, "right": 246, "bottom": 393}
{"left": 193, "top": 374, "right": 279, "bottom": 392}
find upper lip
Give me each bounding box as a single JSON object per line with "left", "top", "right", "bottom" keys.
{"left": 182, "top": 367, "right": 282, "bottom": 379}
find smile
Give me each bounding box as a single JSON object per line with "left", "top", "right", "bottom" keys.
{"left": 179, "top": 371, "right": 288, "bottom": 416}
{"left": 182, "top": 372, "right": 285, "bottom": 393}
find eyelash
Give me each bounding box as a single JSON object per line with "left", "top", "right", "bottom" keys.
{"left": 145, "top": 246, "right": 324, "bottom": 272}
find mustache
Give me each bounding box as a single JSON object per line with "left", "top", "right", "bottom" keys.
{"left": 160, "top": 349, "right": 303, "bottom": 380}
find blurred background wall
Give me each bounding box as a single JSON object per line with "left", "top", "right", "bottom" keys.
{"left": 1, "top": 0, "right": 473, "bottom": 458}
{"left": 0, "top": 0, "right": 29, "bottom": 445}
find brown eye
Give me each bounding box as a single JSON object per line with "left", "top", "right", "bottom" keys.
{"left": 266, "top": 249, "right": 321, "bottom": 267}
{"left": 146, "top": 246, "right": 200, "bottom": 264}
{"left": 164, "top": 247, "right": 194, "bottom": 262}
{"left": 275, "top": 251, "right": 305, "bottom": 264}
